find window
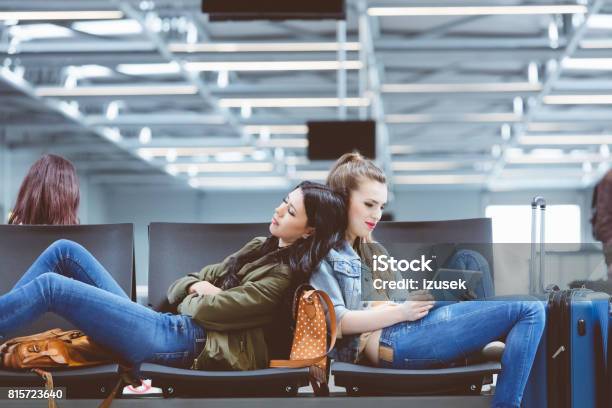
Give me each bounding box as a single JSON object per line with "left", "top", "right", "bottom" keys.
{"left": 485, "top": 205, "right": 581, "bottom": 243}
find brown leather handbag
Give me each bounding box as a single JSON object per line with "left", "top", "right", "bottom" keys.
{"left": 269, "top": 285, "right": 337, "bottom": 395}
{"left": 0, "top": 328, "right": 133, "bottom": 408}
{"left": 0, "top": 328, "right": 114, "bottom": 369}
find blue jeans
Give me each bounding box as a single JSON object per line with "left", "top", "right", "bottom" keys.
{"left": 379, "top": 298, "right": 545, "bottom": 408}
{"left": 445, "top": 249, "right": 495, "bottom": 299}
{"left": 0, "top": 240, "right": 205, "bottom": 368}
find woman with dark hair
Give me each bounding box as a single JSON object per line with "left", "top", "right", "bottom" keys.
{"left": 0, "top": 181, "right": 347, "bottom": 371}
{"left": 310, "top": 153, "right": 545, "bottom": 408}
{"left": 9, "top": 154, "right": 80, "bottom": 225}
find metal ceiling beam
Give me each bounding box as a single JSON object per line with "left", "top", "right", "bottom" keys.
{"left": 487, "top": 0, "right": 606, "bottom": 188}
{"left": 358, "top": 0, "right": 393, "bottom": 188}
{"left": 0, "top": 66, "right": 167, "bottom": 177}
{"left": 112, "top": 0, "right": 246, "bottom": 139}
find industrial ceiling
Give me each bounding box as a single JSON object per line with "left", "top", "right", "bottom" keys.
{"left": 1, "top": 0, "right": 611, "bottom": 191}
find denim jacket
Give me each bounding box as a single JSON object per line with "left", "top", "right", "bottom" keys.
{"left": 310, "top": 241, "right": 404, "bottom": 363}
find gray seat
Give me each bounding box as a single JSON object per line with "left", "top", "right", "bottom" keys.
{"left": 0, "top": 224, "right": 135, "bottom": 398}
{"left": 331, "top": 218, "right": 502, "bottom": 396}
{"left": 145, "top": 222, "right": 309, "bottom": 397}
{"left": 332, "top": 362, "right": 501, "bottom": 396}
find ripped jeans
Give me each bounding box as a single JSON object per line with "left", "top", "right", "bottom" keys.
{"left": 0, "top": 240, "right": 205, "bottom": 368}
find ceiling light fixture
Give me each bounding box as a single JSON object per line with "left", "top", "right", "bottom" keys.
{"left": 169, "top": 42, "right": 361, "bottom": 53}
{"left": 561, "top": 58, "right": 612, "bottom": 70}
{"left": 138, "top": 147, "right": 256, "bottom": 158}
{"left": 394, "top": 175, "right": 486, "bottom": 184}
{"left": 580, "top": 39, "right": 612, "bottom": 49}
{"left": 72, "top": 19, "right": 142, "bottom": 36}
{"left": 519, "top": 134, "right": 612, "bottom": 145}
{"left": 220, "top": 97, "right": 369, "bottom": 108}
{"left": 392, "top": 161, "right": 478, "bottom": 171}
{"left": 0, "top": 11, "right": 125, "bottom": 21}
{"left": 116, "top": 62, "right": 180, "bottom": 76}
{"left": 138, "top": 127, "right": 152, "bottom": 144}
{"left": 368, "top": 5, "right": 587, "bottom": 17}
{"left": 166, "top": 162, "right": 275, "bottom": 173}
{"left": 36, "top": 85, "right": 198, "bottom": 96}
{"left": 189, "top": 177, "right": 289, "bottom": 188}
{"left": 386, "top": 113, "right": 521, "bottom": 124}
{"left": 381, "top": 83, "right": 542, "bottom": 93}
{"left": 244, "top": 125, "right": 308, "bottom": 135}
{"left": 257, "top": 139, "right": 308, "bottom": 148}
{"left": 185, "top": 60, "right": 362, "bottom": 72}
{"left": 543, "top": 95, "right": 612, "bottom": 104}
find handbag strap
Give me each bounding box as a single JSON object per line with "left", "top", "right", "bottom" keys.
{"left": 269, "top": 290, "right": 337, "bottom": 368}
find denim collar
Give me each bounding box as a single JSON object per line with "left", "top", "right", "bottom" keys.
{"left": 327, "top": 240, "right": 361, "bottom": 263}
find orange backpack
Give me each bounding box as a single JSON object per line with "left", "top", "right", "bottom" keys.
{"left": 270, "top": 285, "right": 337, "bottom": 395}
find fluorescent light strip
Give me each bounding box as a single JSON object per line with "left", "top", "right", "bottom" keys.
{"left": 72, "top": 19, "right": 142, "bottom": 36}
{"left": 386, "top": 113, "right": 520, "bottom": 123}
{"left": 587, "top": 14, "right": 612, "bottom": 30}
{"left": 394, "top": 175, "right": 486, "bottom": 184}
{"left": 36, "top": 85, "right": 198, "bottom": 97}
{"left": 293, "top": 171, "right": 328, "bottom": 180}
{"left": 527, "top": 123, "right": 598, "bottom": 132}
{"left": 190, "top": 177, "right": 288, "bottom": 188}
{"left": 258, "top": 139, "right": 308, "bottom": 148}
{"left": 544, "top": 95, "right": 612, "bottom": 104}
{"left": 506, "top": 154, "right": 605, "bottom": 164}
{"left": 219, "top": 97, "right": 370, "bottom": 108}
{"left": 368, "top": 5, "right": 587, "bottom": 17}
{"left": 116, "top": 63, "right": 180, "bottom": 76}
{"left": 390, "top": 145, "right": 416, "bottom": 154}
{"left": 167, "top": 162, "right": 274, "bottom": 173}
{"left": 244, "top": 125, "right": 308, "bottom": 135}
{"left": 392, "top": 161, "right": 475, "bottom": 171}
{"left": 382, "top": 83, "right": 542, "bottom": 93}
{"left": 185, "top": 60, "right": 362, "bottom": 72}
{"left": 138, "top": 147, "right": 255, "bottom": 157}
{"left": 169, "top": 42, "right": 361, "bottom": 53}
{"left": 285, "top": 156, "right": 310, "bottom": 166}
{"left": 520, "top": 135, "right": 612, "bottom": 145}
{"left": 0, "top": 11, "right": 124, "bottom": 20}
{"left": 562, "top": 58, "right": 612, "bottom": 70}
{"left": 9, "top": 24, "right": 74, "bottom": 40}
{"left": 580, "top": 40, "right": 612, "bottom": 49}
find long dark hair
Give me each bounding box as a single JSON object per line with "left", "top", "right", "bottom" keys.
{"left": 216, "top": 181, "right": 347, "bottom": 290}
{"left": 9, "top": 154, "right": 80, "bottom": 225}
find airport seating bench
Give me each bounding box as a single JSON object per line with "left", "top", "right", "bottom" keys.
{"left": 145, "top": 222, "right": 309, "bottom": 397}
{"left": 0, "top": 224, "right": 135, "bottom": 398}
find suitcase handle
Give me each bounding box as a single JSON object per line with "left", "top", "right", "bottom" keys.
{"left": 530, "top": 196, "right": 546, "bottom": 294}
{"left": 531, "top": 196, "right": 546, "bottom": 209}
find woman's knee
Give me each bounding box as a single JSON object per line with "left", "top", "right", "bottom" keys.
{"left": 37, "top": 271, "right": 67, "bottom": 288}
{"left": 47, "top": 239, "right": 80, "bottom": 254}
{"left": 36, "top": 272, "right": 74, "bottom": 295}
{"left": 518, "top": 299, "right": 546, "bottom": 324}
{"left": 449, "top": 249, "right": 490, "bottom": 272}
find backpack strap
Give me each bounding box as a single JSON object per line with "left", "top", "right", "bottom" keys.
{"left": 31, "top": 368, "right": 134, "bottom": 408}
{"left": 31, "top": 369, "right": 57, "bottom": 408}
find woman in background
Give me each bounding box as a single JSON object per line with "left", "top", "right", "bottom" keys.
{"left": 9, "top": 154, "right": 80, "bottom": 225}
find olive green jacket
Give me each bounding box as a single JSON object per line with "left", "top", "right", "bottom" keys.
{"left": 167, "top": 237, "right": 291, "bottom": 371}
